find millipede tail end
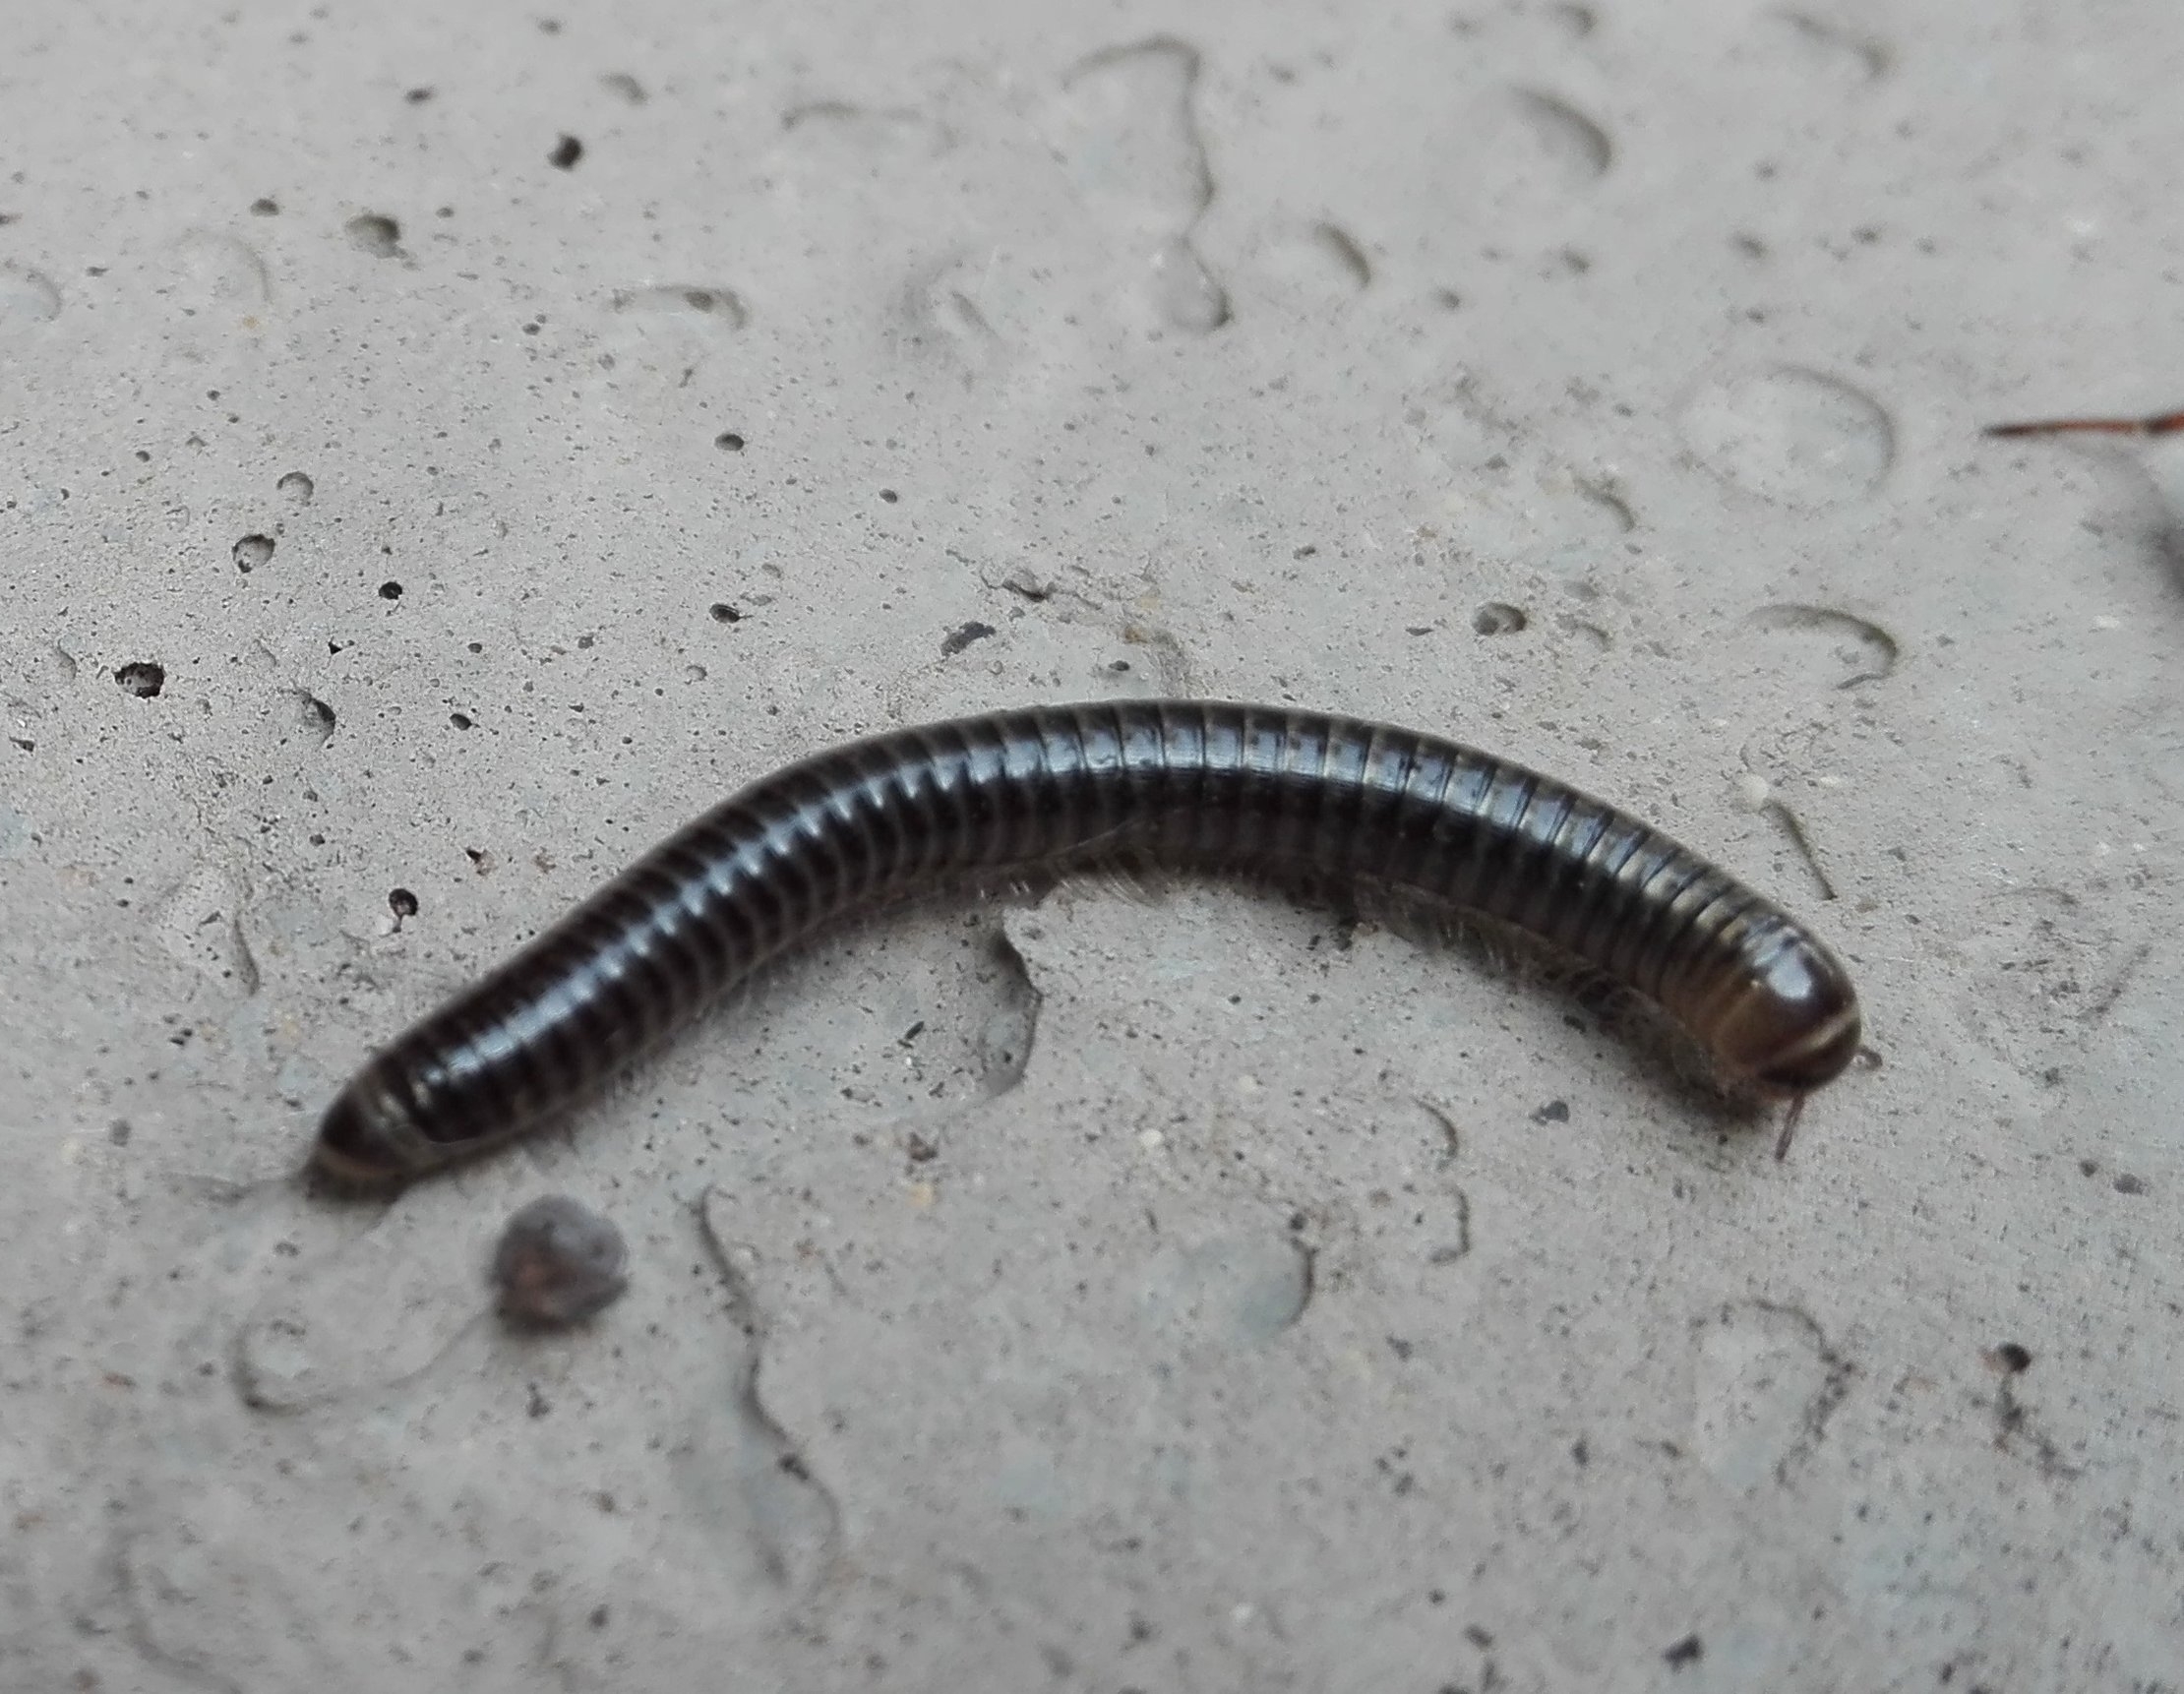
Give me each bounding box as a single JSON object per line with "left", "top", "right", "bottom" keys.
{"left": 310, "top": 1064, "right": 440, "bottom": 1186}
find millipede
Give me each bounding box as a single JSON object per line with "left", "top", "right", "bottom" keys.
{"left": 312, "top": 699, "right": 1862, "bottom": 1183}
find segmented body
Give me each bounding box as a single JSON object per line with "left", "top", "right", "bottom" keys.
{"left": 314, "top": 700, "right": 1861, "bottom": 1181}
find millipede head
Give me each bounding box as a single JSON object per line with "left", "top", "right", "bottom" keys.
{"left": 1713, "top": 938, "right": 1864, "bottom": 1097}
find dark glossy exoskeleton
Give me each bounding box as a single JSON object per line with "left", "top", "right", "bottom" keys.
{"left": 314, "top": 701, "right": 1861, "bottom": 1183}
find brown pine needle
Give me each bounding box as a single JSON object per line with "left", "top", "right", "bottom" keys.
{"left": 1985, "top": 408, "right": 2184, "bottom": 439}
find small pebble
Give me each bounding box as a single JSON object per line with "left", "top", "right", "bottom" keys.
{"left": 492, "top": 1195, "right": 629, "bottom": 1325}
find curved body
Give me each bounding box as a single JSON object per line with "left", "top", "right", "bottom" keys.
{"left": 315, "top": 700, "right": 1861, "bottom": 1181}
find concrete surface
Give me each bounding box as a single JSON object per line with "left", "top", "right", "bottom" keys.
{"left": 4, "top": 0, "right": 2182, "bottom": 1688}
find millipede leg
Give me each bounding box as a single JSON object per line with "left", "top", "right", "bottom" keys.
{"left": 1774, "top": 1093, "right": 1808, "bottom": 1162}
